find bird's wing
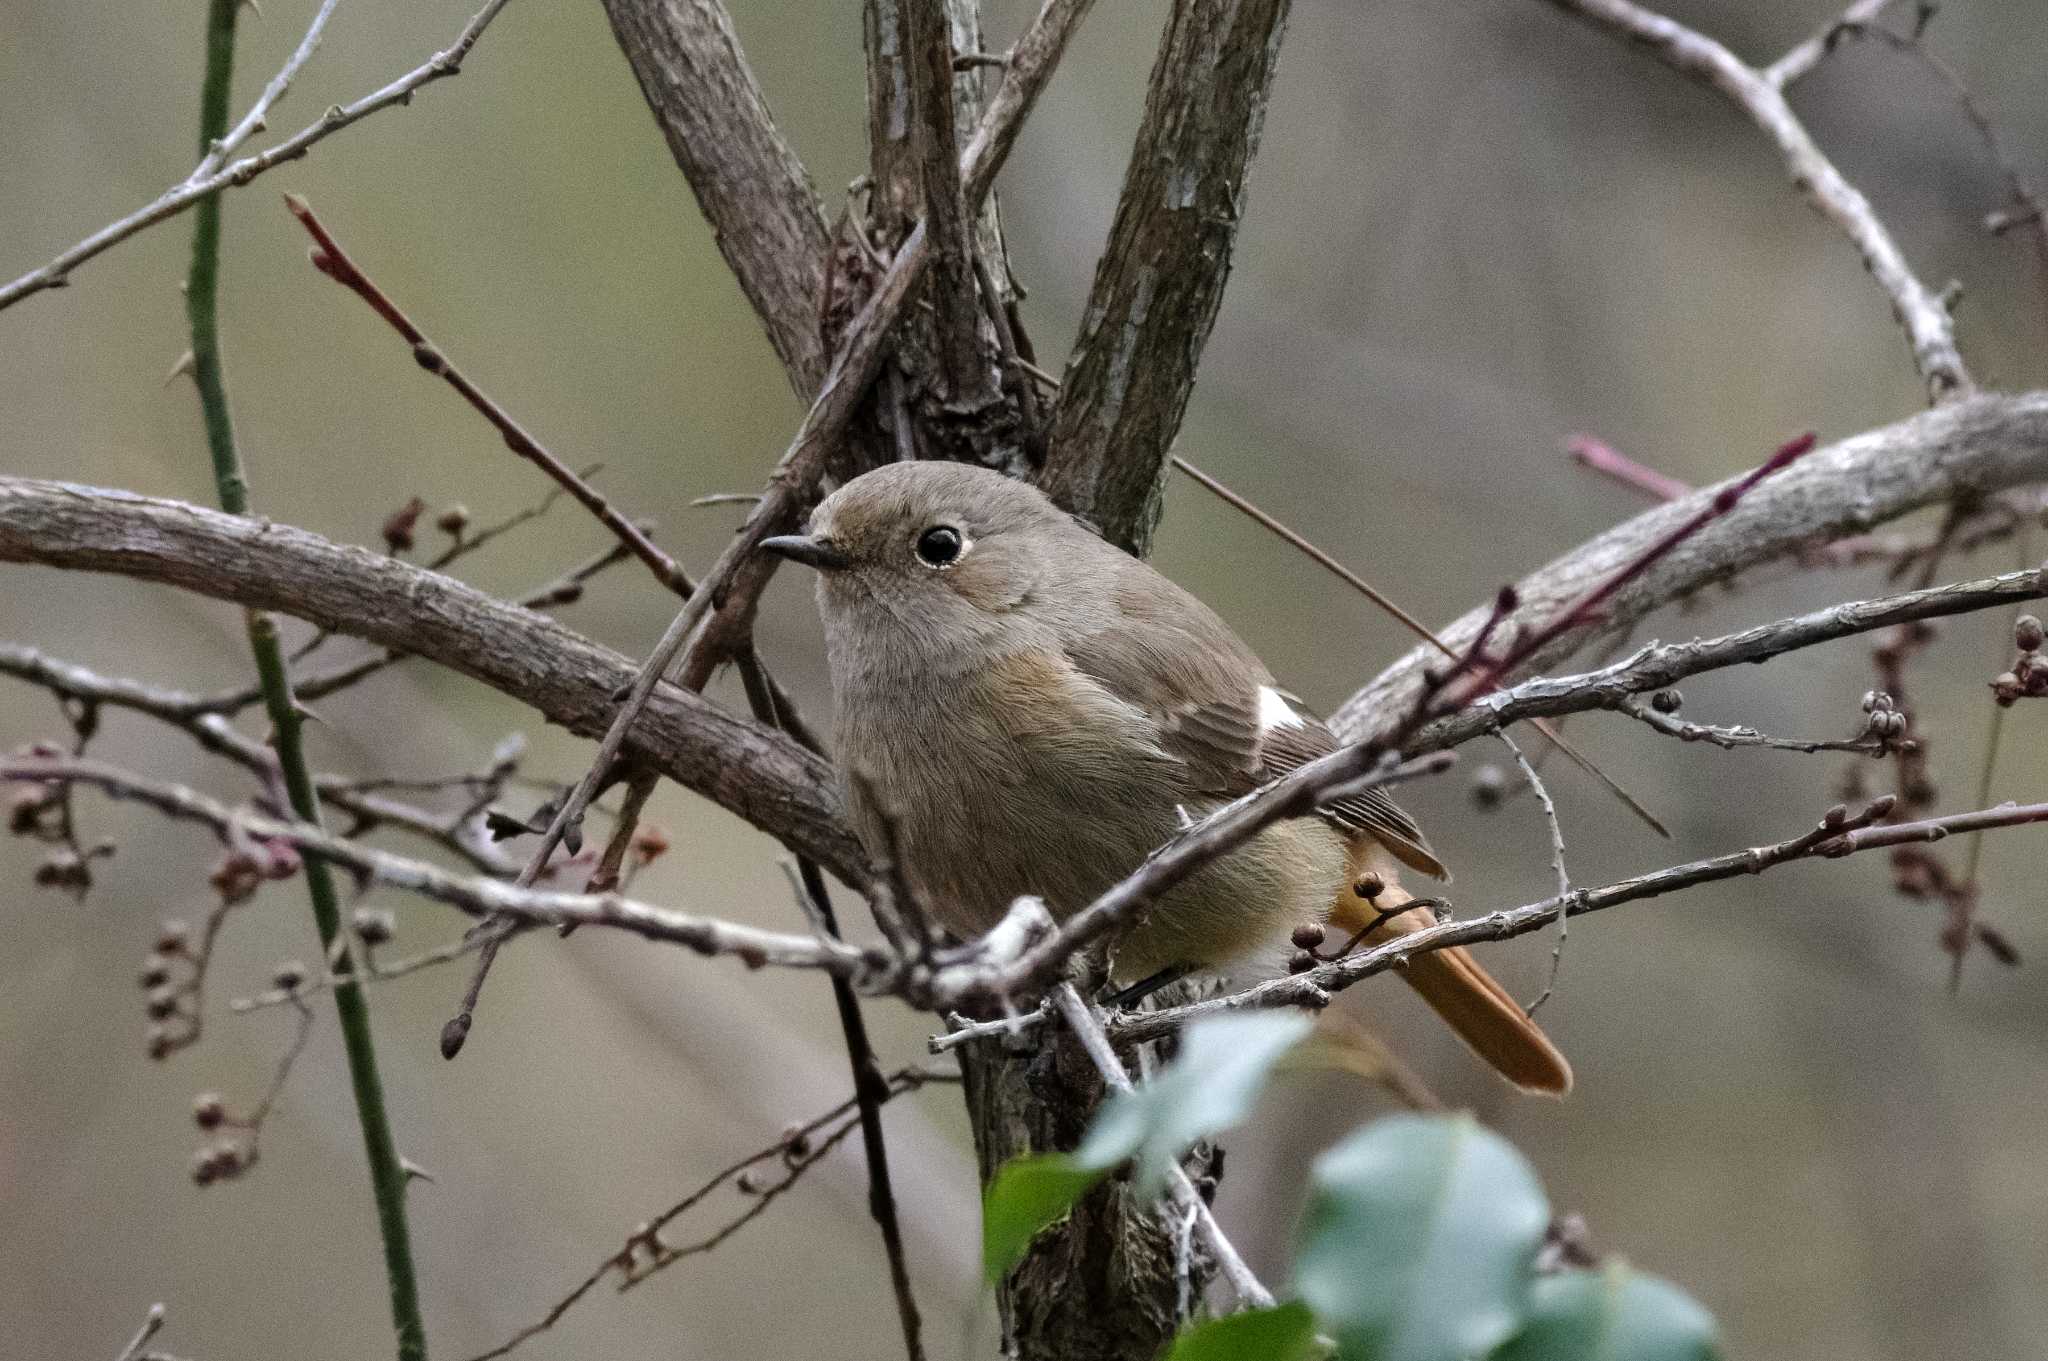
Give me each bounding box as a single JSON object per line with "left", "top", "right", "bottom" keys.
{"left": 1061, "top": 568, "right": 1449, "bottom": 880}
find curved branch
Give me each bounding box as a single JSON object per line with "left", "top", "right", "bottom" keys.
{"left": 1538, "top": 0, "right": 1971, "bottom": 399}
{"left": 1335, "top": 392, "right": 2048, "bottom": 741}
{"left": 0, "top": 477, "right": 867, "bottom": 888}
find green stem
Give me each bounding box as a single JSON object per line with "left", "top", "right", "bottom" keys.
{"left": 185, "top": 5, "right": 427, "bottom": 1358}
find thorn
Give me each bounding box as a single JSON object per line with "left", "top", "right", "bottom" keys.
{"left": 400, "top": 1155, "right": 437, "bottom": 1184}
{"left": 164, "top": 350, "right": 196, "bottom": 386}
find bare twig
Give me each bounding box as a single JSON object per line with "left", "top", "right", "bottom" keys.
{"left": 0, "top": 0, "right": 517, "bottom": 312}
{"left": 0, "top": 643, "right": 519, "bottom": 874}
{"left": 1449, "top": 433, "right": 1817, "bottom": 705}
{"left": 1496, "top": 730, "right": 1570, "bottom": 1014}
{"left": 937, "top": 751, "right": 1457, "bottom": 1005}
{"left": 0, "top": 476, "right": 869, "bottom": 884}
{"left": 1411, "top": 562, "right": 2048, "bottom": 756}
{"left": 1614, "top": 694, "right": 1904, "bottom": 756}
{"left": 1565, "top": 434, "right": 1692, "bottom": 503}
{"left": 1336, "top": 394, "right": 2048, "bottom": 742}
{"left": 198, "top": 0, "right": 345, "bottom": 178}
{"left": 1049, "top": 984, "right": 1273, "bottom": 1308}
{"left": 1171, "top": 451, "right": 1670, "bottom": 837}
{"left": 113, "top": 1304, "right": 187, "bottom": 1361}
{"left": 1764, "top": 0, "right": 1899, "bottom": 90}
{"left": 465, "top": 1065, "right": 953, "bottom": 1361}
{"left": 1112, "top": 795, "right": 2047, "bottom": 1043}
{"left": 285, "top": 197, "right": 694, "bottom": 597}
{"left": 1538, "top": 0, "right": 1972, "bottom": 400}
{"left": 738, "top": 650, "right": 926, "bottom": 1361}
{"left": 1, "top": 756, "right": 883, "bottom": 980}
{"left": 177, "top": 5, "right": 420, "bottom": 1350}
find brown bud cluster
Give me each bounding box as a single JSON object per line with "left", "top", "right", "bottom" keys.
{"left": 381, "top": 496, "right": 427, "bottom": 553}
{"left": 1991, "top": 615, "right": 2048, "bottom": 707}
{"left": 138, "top": 918, "right": 203, "bottom": 1060}
{"left": 190, "top": 1138, "right": 253, "bottom": 1187}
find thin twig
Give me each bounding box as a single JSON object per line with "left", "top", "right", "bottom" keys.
{"left": 465, "top": 1065, "right": 952, "bottom": 1361}
{"left": 284, "top": 197, "right": 694, "bottom": 597}
{"left": 1, "top": 756, "right": 882, "bottom": 979}
{"left": 736, "top": 650, "right": 926, "bottom": 1361}
{"left": 0, "top": 0, "right": 517, "bottom": 312}
{"left": 1170, "top": 451, "right": 1670, "bottom": 836}
{"left": 1564, "top": 434, "right": 1692, "bottom": 503}
{"left": 1049, "top": 984, "right": 1274, "bottom": 1308}
{"left": 1415, "top": 562, "right": 2048, "bottom": 755}
{"left": 1111, "top": 795, "right": 2048, "bottom": 1043}
{"left": 1538, "top": 0, "right": 1971, "bottom": 400}
{"left": 197, "top": 0, "right": 345, "bottom": 178}
{"left": 938, "top": 751, "right": 1457, "bottom": 1005}
{"left": 1497, "top": 730, "right": 1570, "bottom": 1015}
{"left": 114, "top": 1304, "right": 169, "bottom": 1361}
{"left": 1764, "top": 0, "right": 1899, "bottom": 90}
{"left": 1613, "top": 694, "right": 1904, "bottom": 755}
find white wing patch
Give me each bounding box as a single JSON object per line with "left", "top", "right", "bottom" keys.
{"left": 1257, "top": 685, "right": 1308, "bottom": 733}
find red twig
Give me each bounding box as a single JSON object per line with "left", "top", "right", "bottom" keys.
{"left": 283, "top": 195, "right": 694, "bottom": 598}
{"left": 1565, "top": 434, "right": 1694, "bottom": 503}
{"left": 1452, "top": 432, "right": 1817, "bottom": 705}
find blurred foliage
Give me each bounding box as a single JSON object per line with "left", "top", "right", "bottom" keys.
{"left": 4, "top": 2, "right": 2048, "bottom": 1359}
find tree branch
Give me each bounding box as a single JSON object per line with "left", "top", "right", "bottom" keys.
{"left": 0, "top": 477, "right": 866, "bottom": 887}
{"left": 598, "top": 0, "right": 834, "bottom": 392}
{"left": 1038, "top": 0, "right": 1294, "bottom": 553}
{"left": 1112, "top": 795, "right": 2046, "bottom": 1043}
{"left": 2, "top": 756, "right": 880, "bottom": 979}
{"left": 0, "top": 0, "right": 516, "bottom": 313}
{"left": 1536, "top": 0, "right": 1972, "bottom": 400}
{"left": 1335, "top": 393, "right": 2048, "bottom": 741}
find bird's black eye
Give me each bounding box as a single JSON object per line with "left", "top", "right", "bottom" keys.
{"left": 915, "top": 525, "right": 963, "bottom": 567}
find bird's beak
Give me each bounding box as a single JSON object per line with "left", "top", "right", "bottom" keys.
{"left": 759, "top": 534, "right": 851, "bottom": 571}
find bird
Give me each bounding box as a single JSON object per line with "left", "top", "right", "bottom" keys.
{"left": 762, "top": 460, "right": 1570, "bottom": 1095}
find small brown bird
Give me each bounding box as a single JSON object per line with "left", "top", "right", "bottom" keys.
{"left": 763, "top": 462, "right": 1570, "bottom": 1095}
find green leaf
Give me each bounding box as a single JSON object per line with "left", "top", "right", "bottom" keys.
{"left": 1295, "top": 1113, "right": 1550, "bottom": 1361}
{"left": 1491, "top": 1263, "right": 1720, "bottom": 1361}
{"left": 1079, "top": 1011, "right": 1314, "bottom": 1197}
{"left": 1162, "top": 1301, "right": 1321, "bottom": 1361}
{"left": 982, "top": 1013, "right": 1310, "bottom": 1286}
{"left": 981, "top": 1153, "right": 1108, "bottom": 1285}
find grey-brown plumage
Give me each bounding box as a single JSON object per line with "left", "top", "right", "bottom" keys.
{"left": 764, "top": 462, "right": 1569, "bottom": 1094}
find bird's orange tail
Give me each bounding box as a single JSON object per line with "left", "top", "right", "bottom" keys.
{"left": 1329, "top": 853, "right": 1572, "bottom": 1097}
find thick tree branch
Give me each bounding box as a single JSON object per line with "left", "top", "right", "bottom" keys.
{"left": 1038, "top": 0, "right": 1294, "bottom": 553}
{"left": 0, "top": 478, "right": 865, "bottom": 887}
{"left": 1335, "top": 392, "right": 2048, "bottom": 741}
{"left": 905, "top": 0, "right": 995, "bottom": 406}
{"left": 1537, "top": 0, "right": 1972, "bottom": 400}
{"left": 599, "top": 0, "right": 835, "bottom": 393}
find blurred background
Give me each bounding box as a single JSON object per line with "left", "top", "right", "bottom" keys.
{"left": 4, "top": 0, "right": 2046, "bottom": 1357}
